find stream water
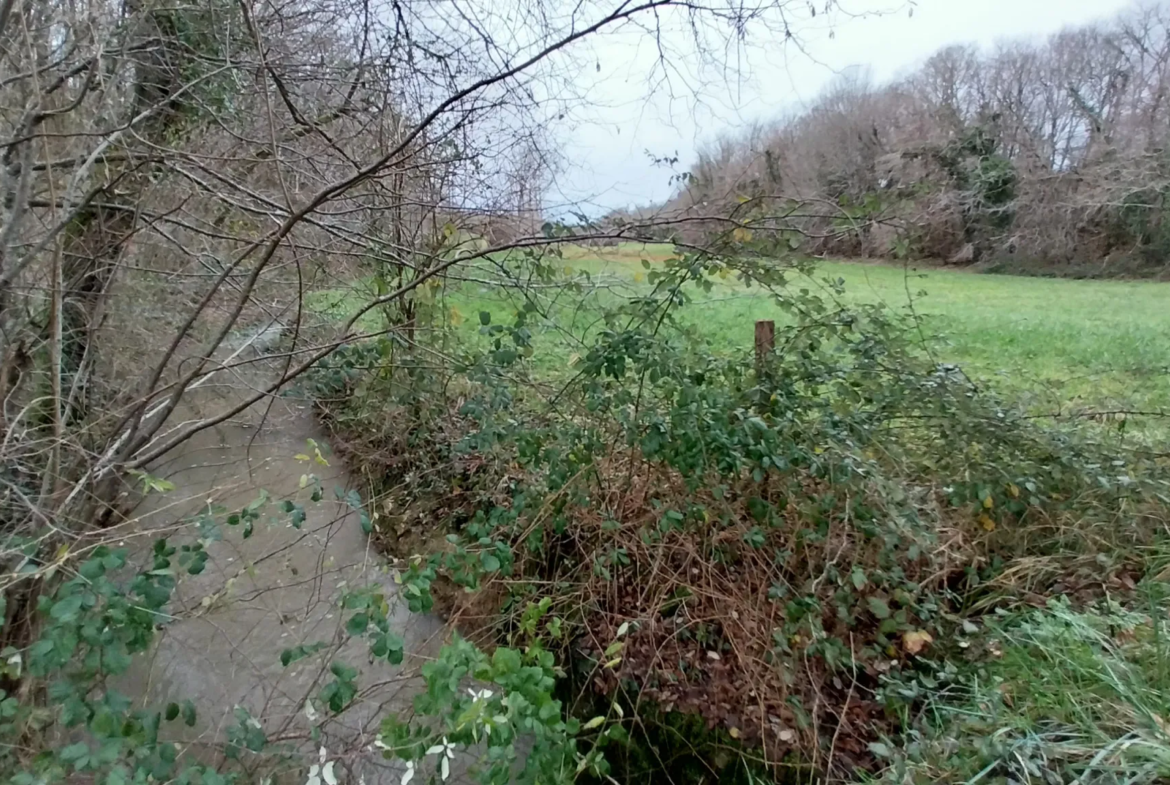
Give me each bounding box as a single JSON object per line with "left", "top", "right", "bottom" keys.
{"left": 124, "top": 335, "right": 458, "bottom": 783}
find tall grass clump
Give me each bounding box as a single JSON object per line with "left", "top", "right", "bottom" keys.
{"left": 882, "top": 594, "right": 1170, "bottom": 784}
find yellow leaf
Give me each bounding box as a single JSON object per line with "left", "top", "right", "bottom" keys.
{"left": 979, "top": 513, "right": 996, "bottom": 532}
{"left": 583, "top": 716, "right": 605, "bottom": 730}
{"left": 1007, "top": 483, "right": 1020, "bottom": 498}
{"left": 718, "top": 268, "right": 730, "bottom": 280}
{"left": 604, "top": 657, "right": 622, "bottom": 669}
{"left": 729, "top": 727, "right": 741, "bottom": 739}
{"left": 633, "top": 272, "right": 645, "bottom": 283}
{"left": 902, "top": 630, "right": 933, "bottom": 655}
{"left": 294, "top": 453, "right": 311, "bottom": 462}
{"left": 983, "top": 495, "right": 995, "bottom": 509}
{"left": 450, "top": 307, "right": 464, "bottom": 326}
{"left": 563, "top": 266, "right": 574, "bottom": 276}
{"left": 731, "top": 227, "right": 753, "bottom": 243}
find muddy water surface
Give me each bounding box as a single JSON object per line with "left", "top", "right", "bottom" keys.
{"left": 124, "top": 348, "right": 458, "bottom": 783}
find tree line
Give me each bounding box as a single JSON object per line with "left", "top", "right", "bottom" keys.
{"left": 643, "top": 1, "right": 1170, "bottom": 275}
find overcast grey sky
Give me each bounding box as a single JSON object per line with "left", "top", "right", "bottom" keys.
{"left": 549, "top": 0, "right": 1135, "bottom": 215}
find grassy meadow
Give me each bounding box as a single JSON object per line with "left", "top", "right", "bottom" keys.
{"left": 313, "top": 242, "right": 1170, "bottom": 429}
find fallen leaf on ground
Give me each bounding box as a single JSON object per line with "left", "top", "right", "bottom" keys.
{"left": 902, "top": 630, "right": 933, "bottom": 655}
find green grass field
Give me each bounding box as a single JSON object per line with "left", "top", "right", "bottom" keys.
{"left": 688, "top": 258, "right": 1170, "bottom": 418}
{"left": 312, "top": 243, "right": 1170, "bottom": 429}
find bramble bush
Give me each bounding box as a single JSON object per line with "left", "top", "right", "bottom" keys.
{"left": 311, "top": 244, "right": 1170, "bottom": 780}
{"left": 2, "top": 241, "right": 1158, "bottom": 784}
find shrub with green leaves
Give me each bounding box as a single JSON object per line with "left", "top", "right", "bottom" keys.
{"left": 1, "top": 543, "right": 213, "bottom": 784}
{"left": 312, "top": 244, "right": 1170, "bottom": 780}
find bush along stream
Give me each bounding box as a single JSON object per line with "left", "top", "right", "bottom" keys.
{"left": 305, "top": 247, "right": 1170, "bottom": 784}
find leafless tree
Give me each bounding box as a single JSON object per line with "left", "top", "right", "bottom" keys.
{"left": 0, "top": 0, "right": 854, "bottom": 643}
{"left": 658, "top": 1, "right": 1170, "bottom": 269}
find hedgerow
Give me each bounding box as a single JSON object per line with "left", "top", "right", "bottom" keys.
{"left": 312, "top": 247, "right": 1170, "bottom": 781}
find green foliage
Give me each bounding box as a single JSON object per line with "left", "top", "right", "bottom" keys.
{"left": 0, "top": 545, "right": 226, "bottom": 783}
{"left": 1113, "top": 183, "right": 1170, "bottom": 267}
{"left": 2, "top": 479, "right": 596, "bottom": 785}
{"left": 155, "top": 0, "right": 250, "bottom": 133}
{"left": 310, "top": 252, "right": 1170, "bottom": 431}
{"left": 936, "top": 122, "right": 1018, "bottom": 245}
{"left": 340, "top": 586, "right": 407, "bottom": 664}
{"left": 311, "top": 244, "right": 1170, "bottom": 780}
{"left": 374, "top": 636, "right": 617, "bottom": 784}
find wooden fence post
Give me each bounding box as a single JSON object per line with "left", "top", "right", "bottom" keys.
{"left": 754, "top": 320, "right": 775, "bottom": 376}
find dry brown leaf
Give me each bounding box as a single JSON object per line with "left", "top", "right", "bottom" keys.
{"left": 902, "top": 630, "right": 933, "bottom": 655}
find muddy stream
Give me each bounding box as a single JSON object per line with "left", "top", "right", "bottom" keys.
{"left": 125, "top": 333, "right": 464, "bottom": 783}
